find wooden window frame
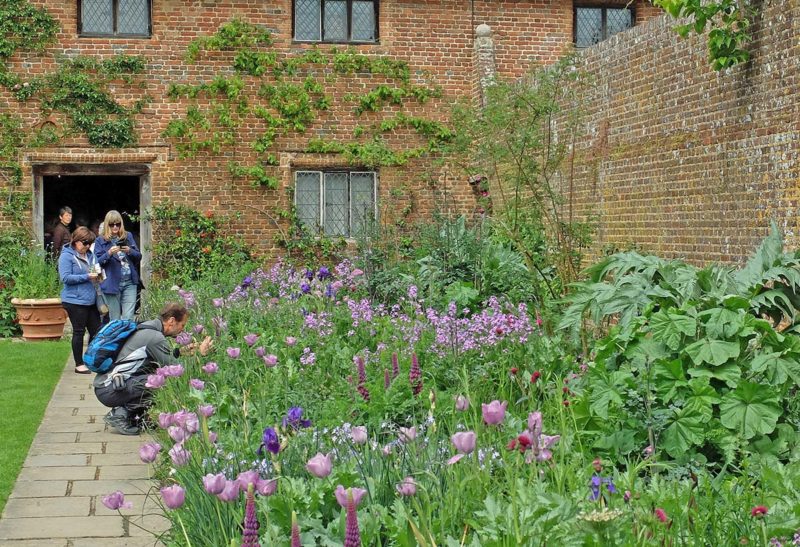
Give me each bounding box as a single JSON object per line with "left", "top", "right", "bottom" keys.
{"left": 573, "top": 4, "right": 635, "bottom": 47}
{"left": 292, "top": 0, "right": 379, "bottom": 44}
{"left": 77, "top": 0, "right": 153, "bottom": 38}
{"left": 293, "top": 170, "right": 378, "bottom": 238}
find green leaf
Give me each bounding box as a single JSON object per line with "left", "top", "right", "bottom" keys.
{"left": 684, "top": 338, "right": 740, "bottom": 366}
{"left": 588, "top": 372, "right": 626, "bottom": 419}
{"left": 662, "top": 406, "right": 705, "bottom": 457}
{"left": 699, "top": 308, "right": 743, "bottom": 339}
{"left": 687, "top": 362, "right": 741, "bottom": 388}
{"left": 749, "top": 351, "right": 800, "bottom": 386}
{"left": 685, "top": 378, "right": 720, "bottom": 421}
{"left": 719, "top": 381, "right": 782, "bottom": 439}
{"left": 650, "top": 309, "right": 697, "bottom": 350}
{"left": 654, "top": 359, "right": 688, "bottom": 403}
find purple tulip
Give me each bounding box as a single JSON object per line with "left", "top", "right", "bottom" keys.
{"left": 306, "top": 453, "right": 332, "bottom": 478}
{"left": 258, "top": 427, "right": 280, "bottom": 455}
{"left": 263, "top": 354, "right": 278, "bottom": 367}
{"left": 101, "top": 490, "right": 132, "bottom": 510}
{"left": 335, "top": 485, "right": 367, "bottom": 508}
{"left": 203, "top": 473, "right": 227, "bottom": 495}
{"left": 202, "top": 362, "right": 218, "bottom": 374}
{"left": 139, "top": 442, "right": 161, "bottom": 463}
{"left": 158, "top": 412, "right": 173, "bottom": 429}
{"left": 235, "top": 470, "right": 260, "bottom": 490}
{"left": 189, "top": 378, "right": 205, "bottom": 390}
{"left": 213, "top": 298, "right": 224, "bottom": 308}
{"left": 455, "top": 395, "right": 469, "bottom": 411}
{"left": 184, "top": 413, "right": 200, "bottom": 434}
{"left": 208, "top": 431, "right": 218, "bottom": 443}
{"left": 172, "top": 410, "right": 190, "bottom": 428}
{"left": 145, "top": 374, "right": 165, "bottom": 389}
{"left": 169, "top": 444, "right": 191, "bottom": 466}
{"left": 226, "top": 347, "right": 241, "bottom": 359}
{"left": 256, "top": 478, "right": 278, "bottom": 496}
{"left": 285, "top": 336, "right": 297, "bottom": 346}
{"left": 193, "top": 324, "right": 205, "bottom": 334}
{"left": 168, "top": 426, "right": 189, "bottom": 443}
{"left": 351, "top": 426, "right": 368, "bottom": 445}
{"left": 198, "top": 404, "right": 215, "bottom": 418}
{"left": 481, "top": 400, "right": 508, "bottom": 425}
{"left": 160, "top": 484, "right": 186, "bottom": 510}
{"left": 255, "top": 346, "right": 266, "bottom": 358}
{"left": 396, "top": 477, "right": 417, "bottom": 497}
{"left": 175, "top": 332, "right": 192, "bottom": 346}
{"left": 244, "top": 333, "right": 259, "bottom": 347}
{"left": 399, "top": 426, "right": 417, "bottom": 442}
{"left": 216, "top": 480, "right": 240, "bottom": 502}
{"left": 451, "top": 431, "right": 477, "bottom": 454}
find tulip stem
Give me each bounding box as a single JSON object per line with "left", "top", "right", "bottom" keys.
{"left": 177, "top": 514, "right": 192, "bottom": 546}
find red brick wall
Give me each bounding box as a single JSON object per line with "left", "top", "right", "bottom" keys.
{"left": 2, "top": 0, "right": 659, "bottom": 261}
{"left": 562, "top": 0, "right": 798, "bottom": 266}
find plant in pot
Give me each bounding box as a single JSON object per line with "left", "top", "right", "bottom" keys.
{"left": 10, "top": 244, "right": 67, "bottom": 341}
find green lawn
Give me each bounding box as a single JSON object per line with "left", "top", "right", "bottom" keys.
{"left": 0, "top": 339, "right": 69, "bottom": 515}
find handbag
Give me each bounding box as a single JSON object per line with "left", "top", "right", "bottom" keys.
{"left": 95, "top": 285, "right": 109, "bottom": 316}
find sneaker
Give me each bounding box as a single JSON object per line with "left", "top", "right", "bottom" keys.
{"left": 103, "top": 410, "right": 140, "bottom": 436}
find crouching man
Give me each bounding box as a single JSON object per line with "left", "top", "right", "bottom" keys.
{"left": 94, "top": 302, "right": 212, "bottom": 435}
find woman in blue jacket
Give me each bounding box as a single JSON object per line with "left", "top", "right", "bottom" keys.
{"left": 59, "top": 226, "right": 102, "bottom": 374}
{"left": 94, "top": 210, "right": 141, "bottom": 321}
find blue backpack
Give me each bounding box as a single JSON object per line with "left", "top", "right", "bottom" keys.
{"left": 83, "top": 319, "right": 139, "bottom": 373}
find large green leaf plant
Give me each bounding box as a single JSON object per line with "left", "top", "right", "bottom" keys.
{"left": 562, "top": 223, "right": 800, "bottom": 465}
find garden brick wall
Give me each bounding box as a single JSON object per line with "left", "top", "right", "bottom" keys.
{"left": 566, "top": 0, "right": 800, "bottom": 265}
{"left": 1, "top": 0, "right": 659, "bottom": 261}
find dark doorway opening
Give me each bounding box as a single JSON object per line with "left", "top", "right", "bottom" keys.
{"left": 43, "top": 175, "right": 141, "bottom": 250}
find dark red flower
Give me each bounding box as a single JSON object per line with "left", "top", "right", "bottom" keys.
{"left": 506, "top": 439, "right": 518, "bottom": 450}
{"left": 510, "top": 367, "right": 518, "bottom": 375}
{"left": 751, "top": 505, "right": 768, "bottom": 518}
{"left": 517, "top": 433, "right": 532, "bottom": 450}
{"left": 562, "top": 400, "right": 570, "bottom": 407}
{"left": 654, "top": 508, "right": 668, "bottom": 523}
{"left": 530, "top": 371, "right": 541, "bottom": 383}
{"left": 592, "top": 457, "right": 602, "bottom": 472}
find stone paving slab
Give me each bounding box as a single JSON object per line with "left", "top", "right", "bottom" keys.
{"left": 0, "top": 355, "right": 167, "bottom": 546}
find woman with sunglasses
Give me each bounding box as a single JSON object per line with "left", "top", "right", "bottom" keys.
{"left": 58, "top": 226, "right": 102, "bottom": 374}
{"left": 94, "top": 210, "right": 142, "bottom": 321}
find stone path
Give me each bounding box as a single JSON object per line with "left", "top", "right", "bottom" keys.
{"left": 0, "top": 353, "right": 168, "bottom": 546}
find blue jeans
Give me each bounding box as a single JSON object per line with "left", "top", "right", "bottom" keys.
{"left": 107, "top": 278, "right": 137, "bottom": 320}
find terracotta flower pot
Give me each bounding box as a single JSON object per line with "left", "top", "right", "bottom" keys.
{"left": 10, "top": 298, "right": 68, "bottom": 341}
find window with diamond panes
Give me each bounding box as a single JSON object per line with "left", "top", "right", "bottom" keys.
{"left": 294, "top": 0, "right": 378, "bottom": 42}
{"left": 294, "top": 171, "right": 377, "bottom": 237}
{"left": 79, "top": 0, "right": 151, "bottom": 37}
{"left": 574, "top": 6, "right": 633, "bottom": 47}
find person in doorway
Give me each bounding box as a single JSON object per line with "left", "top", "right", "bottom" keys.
{"left": 50, "top": 206, "right": 73, "bottom": 258}
{"left": 58, "top": 226, "right": 101, "bottom": 374}
{"left": 94, "top": 211, "right": 141, "bottom": 321}
{"left": 94, "top": 302, "right": 213, "bottom": 435}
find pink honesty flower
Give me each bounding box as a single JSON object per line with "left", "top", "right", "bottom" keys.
{"left": 145, "top": 374, "right": 165, "bottom": 389}
{"left": 351, "top": 426, "right": 368, "bottom": 445}
{"left": 255, "top": 346, "right": 266, "bottom": 358}
{"left": 216, "top": 480, "right": 240, "bottom": 502}
{"left": 235, "top": 470, "right": 260, "bottom": 490}
{"left": 396, "top": 477, "right": 417, "bottom": 496}
{"left": 481, "top": 400, "right": 508, "bottom": 425}
{"left": 451, "top": 431, "right": 476, "bottom": 454}
{"left": 399, "top": 426, "right": 417, "bottom": 442}
{"left": 202, "top": 362, "right": 219, "bottom": 374}
{"left": 157, "top": 412, "right": 173, "bottom": 429}
{"left": 101, "top": 490, "right": 132, "bottom": 510}
{"left": 202, "top": 473, "right": 226, "bottom": 495}
{"left": 244, "top": 333, "right": 259, "bottom": 347}
{"left": 168, "top": 444, "right": 191, "bottom": 466}
{"left": 160, "top": 484, "right": 186, "bottom": 510}
{"left": 139, "top": 442, "right": 161, "bottom": 463}
{"left": 263, "top": 354, "right": 278, "bottom": 367}
{"left": 189, "top": 378, "right": 205, "bottom": 390}
{"left": 335, "top": 485, "right": 367, "bottom": 508}
{"left": 198, "top": 404, "right": 215, "bottom": 418}
{"left": 256, "top": 478, "right": 278, "bottom": 496}
{"left": 168, "top": 426, "right": 189, "bottom": 443}
{"left": 455, "top": 395, "right": 469, "bottom": 411}
{"left": 226, "top": 347, "right": 241, "bottom": 359}
{"left": 306, "top": 453, "right": 332, "bottom": 478}
{"left": 285, "top": 336, "right": 297, "bottom": 346}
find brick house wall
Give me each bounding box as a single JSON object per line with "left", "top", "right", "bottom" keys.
{"left": 1, "top": 0, "right": 659, "bottom": 265}
{"left": 565, "top": 0, "right": 800, "bottom": 265}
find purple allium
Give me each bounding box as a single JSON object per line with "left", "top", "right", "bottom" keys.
{"left": 102, "top": 490, "right": 133, "bottom": 510}
{"left": 258, "top": 427, "right": 281, "bottom": 455}
{"left": 409, "top": 353, "right": 422, "bottom": 396}
{"left": 391, "top": 352, "right": 399, "bottom": 379}
{"left": 202, "top": 362, "right": 218, "bottom": 374}
{"left": 160, "top": 484, "right": 186, "bottom": 510}
{"left": 291, "top": 511, "right": 301, "bottom": 547}
{"left": 139, "top": 442, "right": 161, "bottom": 463}
{"left": 242, "top": 486, "right": 261, "bottom": 547}
{"left": 344, "top": 489, "right": 361, "bottom": 547}
{"left": 175, "top": 332, "right": 192, "bottom": 346}
{"left": 282, "top": 407, "right": 312, "bottom": 429}
{"left": 226, "top": 347, "right": 241, "bottom": 359}
{"left": 189, "top": 378, "right": 205, "bottom": 391}
{"left": 203, "top": 473, "right": 227, "bottom": 495}
{"left": 244, "top": 333, "right": 259, "bottom": 347}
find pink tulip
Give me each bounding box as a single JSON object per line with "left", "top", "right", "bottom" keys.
{"left": 208, "top": 431, "right": 218, "bottom": 443}
{"left": 162, "top": 364, "right": 184, "bottom": 377}
{"left": 198, "top": 404, "right": 215, "bottom": 418}
{"left": 145, "top": 374, "right": 165, "bottom": 389}
{"left": 396, "top": 477, "right": 417, "bottom": 496}
{"left": 157, "top": 412, "right": 173, "bottom": 429}
{"left": 160, "top": 484, "right": 185, "bottom": 509}
{"left": 255, "top": 346, "right": 266, "bottom": 358}
{"left": 226, "top": 347, "right": 241, "bottom": 359}
{"left": 203, "top": 473, "right": 227, "bottom": 495}
{"left": 381, "top": 444, "right": 392, "bottom": 456}
{"left": 216, "top": 480, "right": 240, "bottom": 502}
{"left": 184, "top": 413, "right": 200, "bottom": 434}
{"left": 451, "top": 431, "right": 476, "bottom": 454}
{"left": 351, "top": 426, "right": 368, "bottom": 445}
{"left": 256, "top": 478, "right": 278, "bottom": 496}
{"left": 244, "top": 333, "right": 259, "bottom": 347}
{"left": 168, "top": 426, "right": 189, "bottom": 443}
{"left": 235, "top": 470, "right": 260, "bottom": 490}
{"left": 455, "top": 395, "right": 469, "bottom": 411}
{"left": 263, "top": 355, "right": 278, "bottom": 367}
{"left": 285, "top": 336, "right": 297, "bottom": 346}
{"left": 306, "top": 453, "right": 332, "bottom": 478}
{"left": 335, "top": 485, "right": 367, "bottom": 508}
{"left": 399, "top": 426, "right": 417, "bottom": 442}
{"left": 481, "top": 400, "right": 507, "bottom": 425}
{"left": 169, "top": 444, "right": 191, "bottom": 466}
{"left": 139, "top": 442, "right": 161, "bottom": 463}
{"left": 189, "top": 378, "right": 205, "bottom": 390}
{"left": 202, "top": 362, "right": 219, "bottom": 374}
{"left": 101, "top": 490, "right": 132, "bottom": 510}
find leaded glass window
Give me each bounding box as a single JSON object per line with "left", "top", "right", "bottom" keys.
{"left": 294, "top": 171, "right": 377, "bottom": 237}
{"left": 294, "top": 0, "right": 378, "bottom": 43}
{"left": 574, "top": 6, "right": 633, "bottom": 47}
{"left": 79, "top": 0, "right": 152, "bottom": 37}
